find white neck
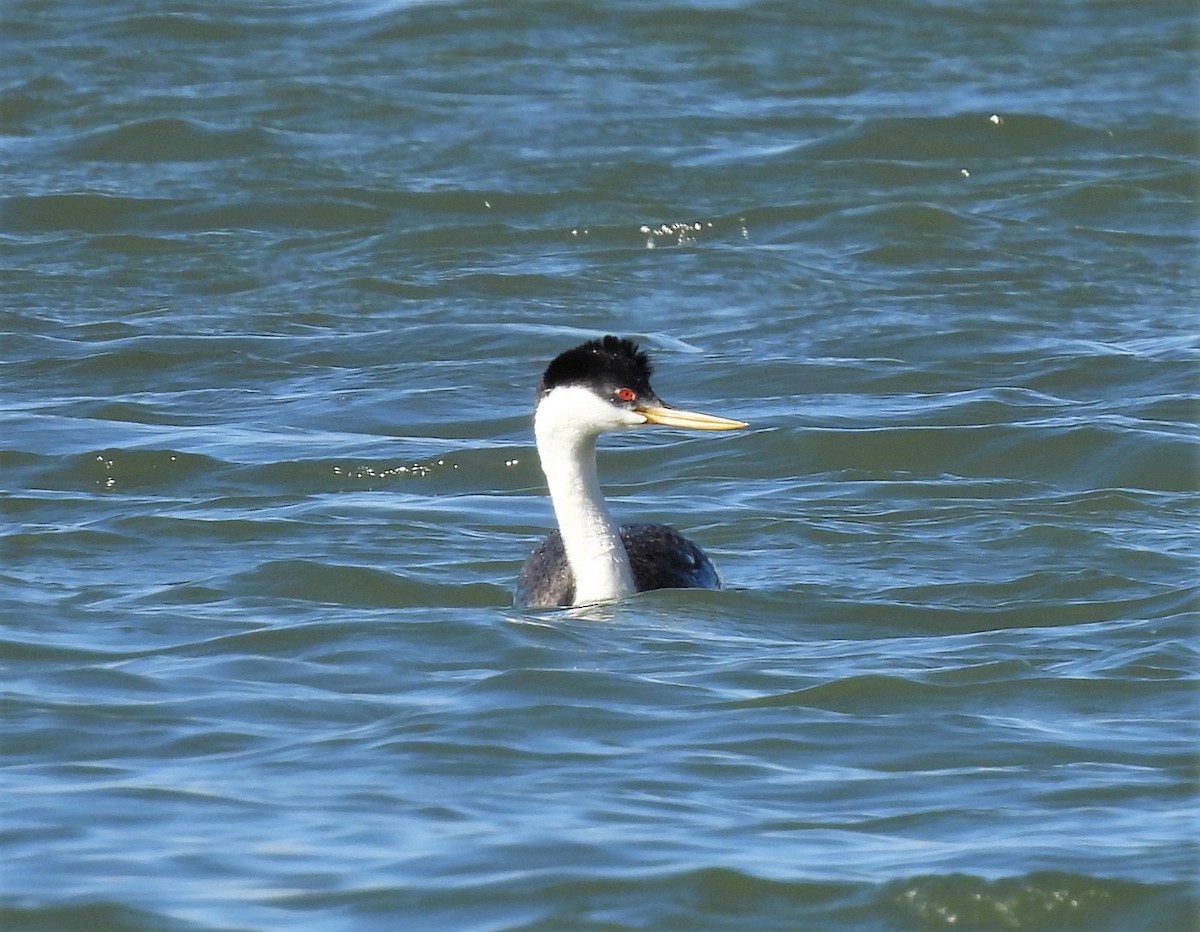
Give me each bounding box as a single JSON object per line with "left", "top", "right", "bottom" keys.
{"left": 534, "top": 386, "right": 644, "bottom": 605}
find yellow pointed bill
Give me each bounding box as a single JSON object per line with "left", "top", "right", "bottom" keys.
{"left": 635, "top": 404, "right": 748, "bottom": 431}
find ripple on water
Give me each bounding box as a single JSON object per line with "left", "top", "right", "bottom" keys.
{"left": 1, "top": 0, "right": 1196, "bottom": 928}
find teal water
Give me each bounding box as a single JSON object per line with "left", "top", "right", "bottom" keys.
{"left": 2, "top": 0, "right": 1197, "bottom": 929}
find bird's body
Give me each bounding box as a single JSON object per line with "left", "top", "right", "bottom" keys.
{"left": 514, "top": 336, "right": 745, "bottom": 609}
{"left": 514, "top": 524, "right": 720, "bottom": 608}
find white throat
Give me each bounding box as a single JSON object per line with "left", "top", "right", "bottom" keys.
{"left": 534, "top": 385, "right": 645, "bottom": 605}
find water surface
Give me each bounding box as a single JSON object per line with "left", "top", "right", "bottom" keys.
{"left": 2, "top": 0, "right": 1197, "bottom": 929}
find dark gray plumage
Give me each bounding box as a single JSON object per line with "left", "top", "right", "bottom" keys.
{"left": 514, "top": 522, "right": 720, "bottom": 608}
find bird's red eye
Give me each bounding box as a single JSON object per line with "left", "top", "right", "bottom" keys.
{"left": 616, "top": 387, "right": 636, "bottom": 402}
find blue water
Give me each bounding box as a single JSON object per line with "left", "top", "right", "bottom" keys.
{"left": 2, "top": 0, "right": 1197, "bottom": 929}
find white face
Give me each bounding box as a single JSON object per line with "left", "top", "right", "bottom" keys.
{"left": 534, "top": 384, "right": 645, "bottom": 448}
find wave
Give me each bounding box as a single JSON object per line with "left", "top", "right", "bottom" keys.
{"left": 0, "top": 901, "right": 198, "bottom": 932}
{"left": 798, "top": 112, "right": 1112, "bottom": 162}
{"left": 17, "top": 867, "right": 1174, "bottom": 931}
{"left": 11, "top": 869, "right": 1178, "bottom": 930}
{"left": 227, "top": 558, "right": 502, "bottom": 608}
{"left": 69, "top": 117, "right": 281, "bottom": 163}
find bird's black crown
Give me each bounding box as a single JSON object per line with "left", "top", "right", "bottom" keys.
{"left": 538, "top": 336, "right": 654, "bottom": 398}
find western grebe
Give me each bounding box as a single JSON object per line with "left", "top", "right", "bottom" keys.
{"left": 514, "top": 336, "right": 747, "bottom": 608}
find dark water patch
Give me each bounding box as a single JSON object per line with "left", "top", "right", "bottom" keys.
{"left": 736, "top": 341, "right": 1196, "bottom": 410}
{"left": 0, "top": 635, "right": 133, "bottom": 665}
{"left": 71, "top": 117, "right": 279, "bottom": 162}
{"left": 173, "top": 195, "right": 390, "bottom": 234}
{"left": 97, "top": 4, "right": 330, "bottom": 43}
{"left": 801, "top": 113, "right": 1111, "bottom": 163}
{"left": 265, "top": 867, "right": 858, "bottom": 930}
{"left": 130, "top": 452, "right": 475, "bottom": 500}
{"left": 4, "top": 701, "right": 201, "bottom": 764}
{"left": 790, "top": 423, "right": 1197, "bottom": 492}
{"left": 227, "top": 559, "right": 501, "bottom": 609}
{"left": 1023, "top": 176, "right": 1199, "bottom": 237}
{"left": 0, "top": 901, "right": 212, "bottom": 932}
{"left": 0, "top": 193, "right": 186, "bottom": 234}
{"left": 875, "top": 871, "right": 1193, "bottom": 931}
{"left": 133, "top": 727, "right": 271, "bottom": 762}
{"left": 832, "top": 201, "right": 991, "bottom": 241}
{"left": 560, "top": 212, "right": 755, "bottom": 252}
{"left": 265, "top": 867, "right": 1191, "bottom": 931}
{"left": 809, "top": 585, "right": 1196, "bottom": 637}
{"left": 165, "top": 619, "right": 377, "bottom": 662}
{"left": 5, "top": 334, "right": 296, "bottom": 394}
{"left": 1122, "top": 162, "right": 1200, "bottom": 199}
{"left": 1013, "top": 351, "right": 1196, "bottom": 408}
{"left": 467, "top": 665, "right": 700, "bottom": 710}
{"left": 142, "top": 582, "right": 230, "bottom": 606}
{"left": 25, "top": 662, "right": 165, "bottom": 699}
{"left": 51, "top": 449, "right": 221, "bottom": 494}
{"left": 721, "top": 658, "right": 1195, "bottom": 719}
{"left": 725, "top": 673, "right": 947, "bottom": 713}
{"left": 0, "top": 75, "right": 70, "bottom": 130}
{"left": 0, "top": 449, "right": 55, "bottom": 491}
{"left": 68, "top": 400, "right": 215, "bottom": 428}
{"left": 1, "top": 190, "right": 392, "bottom": 236}
{"left": 82, "top": 232, "right": 207, "bottom": 256}
{"left": 103, "top": 10, "right": 251, "bottom": 43}
{"left": 346, "top": 268, "right": 585, "bottom": 301}
{"left": 1, "top": 318, "right": 137, "bottom": 342}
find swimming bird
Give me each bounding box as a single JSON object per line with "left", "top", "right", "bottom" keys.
{"left": 514, "top": 336, "right": 747, "bottom": 608}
